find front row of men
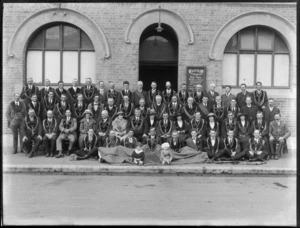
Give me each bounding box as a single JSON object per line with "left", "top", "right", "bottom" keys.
{"left": 16, "top": 103, "right": 290, "bottom": 161}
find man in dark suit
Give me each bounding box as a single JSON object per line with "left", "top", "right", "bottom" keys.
{"left": 241, "top": 96, "right": 258, "bottom": 124}
{"left": 42, "top": 110, "right": 59, "bottom": 157}
{"left": 103, "top": 97, "right": 118, "bottom": 121}
{"left": 206, "top": 83, "right": 219, "bottom": 107}
{"left": 226, "top": 98, "right": 240, "bottom": 117}
{"left": 40, "top": 79, "right": 55, "bottom": 101}
{"left": 68, "top": 78, "right": 81, "bottom": 104}
{"left": 20, "top": 77, "right": 40, "bottom": 105}
{"left": 146, "top": 81, "right": 161, "bottom": 107}
{"left": 247, "top": 129, "right": 269, "bottom": 161}
{"left": 151, "top": 95, "right": 168, "bottom": 120}
{"left": 178, "top": 83, "right": 189, "bottom": 106}
{"left": 182, "top": 97, "right": 199, "bottom": 121}
{"left": 192, "top": 84, "right": 205, "bottom": 106}
{"left": 168, "top": 131, "right": 184, "bottom": 152}
{"left": 198, "top": 96, "right": 212, "bottom": 121}
{"left": 98, "top": 81, "right": 107, "bottom": 105}
{"left": 128, "top": 108, "right": 146, "bottom": 142}
{"left": 96, "top": 110, "right": 111, "bottom": 147}
{"left": 203, "top": 129, "right": 224, "bottom": 161}
{"left": 132, "top": 81, "right": 148, "bottom": 108}
{"left": 54, "top": 81, "right": 69, "bottom": 104}
{"left": 119, "top": 95, "right": 134, "bottom": 120}
{"left": 222, "top": 130, "right": 246, "bottom": 161}
{"left": 81, "top": 77, "right": 98, "bottom": 105}
{"left": 157, "top": 112, "right": 173, "bottom": 143}
{"left": 42, "top": 91, "right": 56, "bottom": 120}
{"left": 168, "top": 95, "right": 182, "bottom": 121}
{"left": 186, "top": 129, "right": 204, "bottom": 151}
{"left": 263, "top": 98, "right": 280, "bottom": 127}
{"left": 6, "top": 93, "right": 27, "bottom": 154}
{"left": 88, "top": 95, "right": 102, "bottom": 122}
{"left": 221, "top": 86, "right": 235, "bottom": 109}
{"left": 190, "top": 111, "right": 206, "bottom": 139}
{"left": 120, "top": 81, "right": 133, "bottom": 103}
{"left": 53, "top": 94, "right": 71, "bottom": 124}
{"left": 105, "top": 81, "right": 122, "bottom": 107}
{"left": 236, "top": 83, "right": 252, "bottom": 109}
{"left": 161, "top": 81, "right": 177, "bottom": 106}
{"left": 252, "top": 81, "right": 268, "bottom": 112}
{"left": 26, "top": 94, "right": 43, "bottom": 120}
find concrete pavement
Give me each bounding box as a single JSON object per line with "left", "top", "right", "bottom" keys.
{"left": 2, "top": 134, "right": 297, "bottom": 175}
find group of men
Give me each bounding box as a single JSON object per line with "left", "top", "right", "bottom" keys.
{"left": 6, "top": 77, "right": 291, "bottom": 162}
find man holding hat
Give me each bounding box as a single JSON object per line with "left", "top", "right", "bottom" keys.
{"left": 21, "top": 109, "right": 43, "bottom": 158}
{"left": 252, "top": 81, "right": 268, "bottom": 111}
{"left": 78, "top": 109, "right": 96, "bottom": 149}
{"left": 56, "top": 109, "right": 77, "bottom": 158}
{"left": 186, "top": 129, "right": 204, "bottom": 151}
{"left": 105, "top": 130, "right": 121, "bottom": 148}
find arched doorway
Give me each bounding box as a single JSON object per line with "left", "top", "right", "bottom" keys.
{"left": 139, "top": 23, "right": 178, "bottom": 91}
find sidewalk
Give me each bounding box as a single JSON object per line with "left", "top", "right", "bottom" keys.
{"left": 2, "top": 135, "right": 296, "bottom": 175}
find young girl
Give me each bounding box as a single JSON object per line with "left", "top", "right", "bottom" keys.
{"left": 131, "top": 142, "right": 145, "bottom": 165}
{"left": 160, "top": 142, "right": 173, "bottom": 165}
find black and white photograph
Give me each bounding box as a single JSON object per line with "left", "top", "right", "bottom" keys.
{"left": 2, "top": 1, "right": 297, "bottom": 225}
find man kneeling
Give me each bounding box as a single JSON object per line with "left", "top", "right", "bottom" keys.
{"left": 247, "top": 129, "right": 268, "bottom": 162}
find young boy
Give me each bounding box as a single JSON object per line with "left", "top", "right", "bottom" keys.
{"left": 160, "top": 142, "right": 173, "bottom": 165}
{"left": 131, "top": 142, "right": 145, "bottom": 165}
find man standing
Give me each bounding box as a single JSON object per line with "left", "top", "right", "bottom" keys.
{"left": 252, "top": 81, "right": 268, "bottom": 111}
{"left": 105, "top": 81, "right": 122, "bottom": 107}
{"left": 206, "top": 83, "right": 219, "bottom": 107}
{"left": 178, "top": 83, "right": 189, "bottom": 106}
{"left": 147, "top": 81, "right": 161, "bottom": 107}
{"left": 269, "top": 113, "right": 291, "bottom": 160}
{"left": 151, "top": 95, "right": 167, "bottom": 120}
{"left": 42, "top": 110, "right": 59, "bottom": 157}
{"left": 26, "top": 94, "right": 42, "bottom": 119}
{"left": 198, "top": 95, "right": 212, "bottom": 121}
{"left": 54, "top": 81, "right": 68, "bottom": 103}
{"left": 73, "top": 93, "right": 87, "bottom": 126}
{"left": 88, "top": 95, "right": 102, "bottom": 122}
{"left": 81, "top": 77, "right": 97, "bottom": 105}
{"left": 6, "top": 93, "right": 26, "bottom": 154}
{"left": 120, "top": 81, "right": 133, "bottom": 103}
{"left": 241, "top": 96, "right": 258, "bottom": 124}
{"left": 20, "top": 77, "right": 40, "bottom": 105}
{"left": 42, "top": 91, "right": 56, "bottom": 120}
{"left": 68, "top": 78, "right": 81, "bottom": 104}
{"left": 40, "top": 79, "right": 54, "bottom": 101}
{"left": 128, "top": 108, "right": 145, "bottom": 142}
{"left": 98, "top": 81, "right": 107, "bottom": 104}
{"left": 132, "top": 81, "right": 148, "bottom": 108}
{"left": 221, "top": 86, "right": 235, "bottom": 109}
{"left": 162, "top": 81, "right": 177, "bottom": 106}
{"left": 192, "top": 84, "right": 205, "bottom": 106}
{"left": 53, "top": 94, "right": 71, "bottom": 124}
{"left": 21, "top": 109, "right": 43, "bottom": 158}
{"left": 226, "top": 98, "right": 240, "bottom": 118}
{"left": 263, "top": 98, "right": 280, "bottom": 126}
{"left": 236, "top": 83, "right": 252, "bottom": 109}
{"left": 103, "top": 97, "right": 118, "bottom": 121}
{"left": 168, "top": 95, "right": 182, "bottom": 121}
{"left": 56, "top": 109, "right": 77, "bottom": 157}
{"left": 119, "top": 95, "right": 134, "bottom": 120}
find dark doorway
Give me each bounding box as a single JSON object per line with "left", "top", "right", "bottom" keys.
{"left": 139, "top": 23, "right": 178, "bottom": 91}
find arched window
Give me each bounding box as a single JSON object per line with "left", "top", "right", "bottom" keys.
{"left": 222, "top": 26, "right": 290, "bottom": 88}
{"left": 26, "top": 23, "right": 95, "bottom": 85}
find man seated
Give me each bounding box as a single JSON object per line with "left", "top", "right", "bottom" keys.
{"left": 247, "top": 129, "right": 268, "bottom": 162}
{"left": 157, "top": 112, "right": 173, "bottom": 143}
{"left": 128, "top": 108, "right": 145, "bottom": 142}
{"left": 122, "top": 129, "right": 138, "bottom": 149}
{"left": 183, "top": 97, "right": 199, "bottom": 121}
{"left": 27, "top": 94, "right": 42, "bottom": 119}
{"left": 144, "top": 109, "right": 158, "bottom": 137}
{"left": 119, "top": 95, "right": 134, "bottom": 120}
{"left": 105, "top": 130, "right": 121, "bottom": 148}
{"left": 79, "top": 109, "right": 97, "bottom": 149}
{"left": 251, "top": 111, "right": 269, "bottom": 154}
{"left": 186, "top": 129, "right": 203, "bottom": 151}
{"left": 203, "top": 130, "right": 224, "bottom": 161}
{"left": 221, "top": 111, "right": 237, "bottom": 139}
{"left": 112, "top": 111, "right": 128, "bottom": 141}
{"left": 168, "top": 95, "right": 182, "bottom": 121}
{"left": 137, "top": 98, "right": 148, "bottom": 119}
{"left": 88, "top": 95, "right": 102, "bottom": 122}
{"left": 177, "top": 83, "right": 189, "bottom": 106}
{"left": 103, "top": 97, "right": 118, "bottom": 121}
{"left": 269, "top": 113, "right": 291, "bottom": 160}
{"left": 151, "top": 95, "right": 167, "bottom": 120}
{"left": 42, "top": 110, "right": 59, "bottom": 157}
{"left": 73, "top": 93, "right": 87, "bottom": 131}
{"left": 72, "top": 128, "right": 98, "bottom": 161}
{"left": 206, "top": 113, "right": 220, "bottom": 138}
{"left": 56, "top": 109, "right": 77, "bottom": 158}
{"left": 236, "top": 112, "right": 251, "bottom": 156}
{"left": 173, "top": 113, "right": 190, "bottom": 144}
{"left": 96, "top": 110, "right": 111, "bottom": 147}
{"left": 168, "top": 131, "right": 184, "bottom": 152}
{"left": 143, "top": 127, "right": 161, "bottom": 150}
{"left": 190, "top": 111, "right": 206, "bottom": 140}
{"left": 222, "top": 130, "right": 246, "bottom": 161}
{"left": 21, "top": 109, "right": 43, "bottom": 158}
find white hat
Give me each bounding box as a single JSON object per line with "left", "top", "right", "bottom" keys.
{"left": 161, "top": 142, "right": 170, "bottom": 149}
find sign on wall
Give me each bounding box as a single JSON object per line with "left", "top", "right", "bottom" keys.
{"left": 186, "top": 66, "right": 206, "bottom": 92}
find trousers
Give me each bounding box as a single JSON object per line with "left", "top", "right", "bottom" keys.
{"left": 23, "top": 135, "right": 42, "bottom": 153}
{"left": 43, "top": 135, "right": 57, "bottom": 154}
{"left": 10, "top": 118, "right": 24, "bottom": 153}
{"left": 75, "top": 148, "right": 98, "bottom": 160}
{"left": 56, "top": 133, "right": 76, "bottom": 151}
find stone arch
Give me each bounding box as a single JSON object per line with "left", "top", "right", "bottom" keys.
{"left": 8, "top": 7, "right": 111, "bottom": 59}
{"left": 209, "top": 11, "right": 296, "bottom": 65}
{"left": 125, "top": 6, "right": 194, "bottom": 45}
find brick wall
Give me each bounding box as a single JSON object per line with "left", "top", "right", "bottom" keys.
{"left": 3, "top": 3, "right": 297, "bottom": 137}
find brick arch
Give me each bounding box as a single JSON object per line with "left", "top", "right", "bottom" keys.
{"left": 8, "top": 7, "right": 111, "bottom": 59}
{"left": 209, "top": 11, "right": 296, "bottom": 64}
{"left": 124, "top": 6, "right": 194, "bottom": 45}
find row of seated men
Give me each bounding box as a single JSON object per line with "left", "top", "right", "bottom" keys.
{"left": 7, "top": 93, "right": 290, "bottom": 161}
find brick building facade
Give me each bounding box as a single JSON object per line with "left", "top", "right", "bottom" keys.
{"left": 3, "top": 3, "right": 296, "bottom": 147}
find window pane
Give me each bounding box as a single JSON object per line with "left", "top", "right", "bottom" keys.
{"left": 28, "top": 32, "right": 43, "bottom": 49}
{"left": 222, "top": 54, "right": 237, "bottom": 85}
{"left": 45, "top": 26, "right": 60, "bottom": 49}
{"left": 275, "top": 35, "right": 289, "bottom": 52}
{"left": 274, "top": 54, "right": 289, "bottom": 87}
{"left": 45, "top": 51, "right": 60, "bottom": 83}
{"left": 81, "top": 31, "right": 94, "bottom": 50}
{"left": 63, "top": 51, "right": 78, "bottom": 83}
{"left": 256, "top": 54, "right": 272, "bottom": 86}
{"left": 240, "top": 28, "right": 255, "bottom": 50}
{"left": 63, "top": 26, "right": 78, "bottom": 49}
{"left": 26, "top": 51, "right": 42, "bottom": 83}
{"left": 80, "top": 52, "right": 96, "bottom": 83}
{"left": 224, "top": 34, "right": 238, "bottom": 52}
{"left": 239, "top": 54, "right": 255, "bottom": 86}
{"left": 258, "top": 29, "right": 273, "bottom": 50}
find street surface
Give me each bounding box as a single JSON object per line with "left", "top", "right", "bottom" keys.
{"left": 3, "top": 174, "right": 296, "bottom": 225}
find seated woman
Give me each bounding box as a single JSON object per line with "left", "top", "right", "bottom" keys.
{"left": 132, "top": 142, "right": 145, "bottom": 165}
{"left": 112, "top": 111, "right": 128, "bottom": 141}
{"left": 160, "top": 142, "right": 173, "bottom": 165}
{"left": 122, "top": 129, "right": 138, "bottom": 149}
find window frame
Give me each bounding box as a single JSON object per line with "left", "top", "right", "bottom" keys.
{"left": 25, "top": 23, "right": 95, "bottom": 86}
{"left": 223, "top": 26, "right": 290, "bottom": 89}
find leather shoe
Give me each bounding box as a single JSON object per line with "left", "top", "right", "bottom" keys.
{"left": 12, "top": 150, "right": 17, "bottom": 154}
{"left": 55, "top": 153, "right": 63, "bottom": 158}
{"left": 66, "top": 150, "right": 70, "bottom": 156}
{"left": 23, "top": 147, "right": 29, "bottom": 154}
{"left": 50, "top": 153, "right": 54, "bottom": 157}
{"left": 28, "top": 151, "right": 33, "bottom": 158}
{"left": 274, "top": 154, "right": 279, "bottom": 160}
{"left": 45, "top": 153, "right": 50, "bottom": 157}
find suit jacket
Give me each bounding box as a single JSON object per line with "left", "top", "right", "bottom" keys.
{"left": 221, "top": 93, "right": 236, "bottom": 109}
{"left": 183, "top": 104, "right": 199, "bottom": 121}
{"left": 42, "top": 118, "right": 59, "bottom": 136}
{"left": 73, "top": 102, "right": 87, "bottom": 119}
{"left": 144, "top": 118, "right": 159, "bottom": 134}
{"left": 241, "top": 105, "right": 258, "bottom": 124}
{"left": 81, "top": 85, "right": 97, "bottom": 105}
{"left": 236, "top": 120, "right": 251, "bottom": 138}
{"left": 168, "top": 102, "right": 182, "bottom": 120}
{"left": 206, "top": 121, "right": 220, "bottom": 138}
{"left": 186, "top": 137, "right": 203, "bottom": 151}
{"left": 249, "top": 137, "right": 266, "bottom": 153}
{"left": 167, "top": 137, "right": 184, "bottom": 152}
{"left": 146, "top": 89, "right": 161, "bottom": 106}
{"left": 54, "top": 88, "right": 69, "bottom": 103}
{"left": 6, "top": 101, "right": 26, "bottom": 125}
{"left": 213, "top": 105, "right": 226, "bottom": 122}
{"left": 98, "top": 88, "right": 107, "bottom": 104}
{"left": 251, "top": 119, "right": 268, "bottom": 137}
{"left": 105, "top": 89, "right": 122, "bottom": 107}
{"left": 20, "top": 84, "right": 40, "bottom": 103}
{"left": 120, "top": 90, "right": 133, "bottom": 103}
{"left": 206, "top": 90, "right": 219, "bottom": 107}
{"left": 137, "top": 105, "right": 149, "bottom": 119}
{"left": 53, "top": 102, "right": 71, "bottom": 121}
{"left": 161, "top": 89, "right": 177, "bottom": 105}
{"left": 79, "top": 118, "right": 97, "bottom": 134}
{"left": 236, "top": 91, "right": 252, "bottom": 109}
{"left": 192, "top": 91, "right": 205, "bottom": 105}
{"left": 96, "top": 118, "right": 111, "bottom": 135}
{"left": 40, "top": 87, "right": 55, "bottom": 101}
{"left": 158, "top": 119, "right": 173, "bottom": 136}
{"left": 198, "top": 102, "right": 212, "bottom": 120}
{"left": 151, "top": 102, "right": 168, "bottom": 120}
{"left": 59, "top": 117, "right": 77, "bottom": 137}
{"left": 263, "top": 106, "right": 280, "bottom": 124}
{"left": 119, "top": 102, "right": 134, "bottom": 119}
{"left": 128, "top": 116, "right": 145, "bottom": 135}
{"left": 190, "top": 118, "right": 206, "bottom": 136}
{"left": 88, "top": 102, "right": 102, "bottom": 121}
{"left": 222, "top": 118, "right": 237, "bottom": 138}
{"left": 103, "top": 105, "right": 118, "bottom": 121}
{"left": 173, "top": 120, "right": 190, "bottom": 136}
{"left": 252, "top": 90, "right": 268, "bottom": 109}
{"left": 226, "top": 105, "right": 240, "bottom": 118}
{"left": 269, "top": 120, "right": 291, "bottom": 140}
{"left": 132, "top": 90, "right": 148, "bottom": 107}
{"left": 21, "top": 116, "right": 42, "bottom": 137}
{"left": 224, "top": 137, "right": 241, "bottom": 153}
{"left": 204, "top": 137, "right": 223, "bottom": 154}
{"left": 42, "top": 96, "right": 56, "bottom": 118}
{"left": 177, "top": 91, "right": 189, "bottom": 106}
{"left": 68, "top": 87, "right": 82, "bottom": 103}
{"left": 27, "top": 101, "right": 42, "bottom": 119}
